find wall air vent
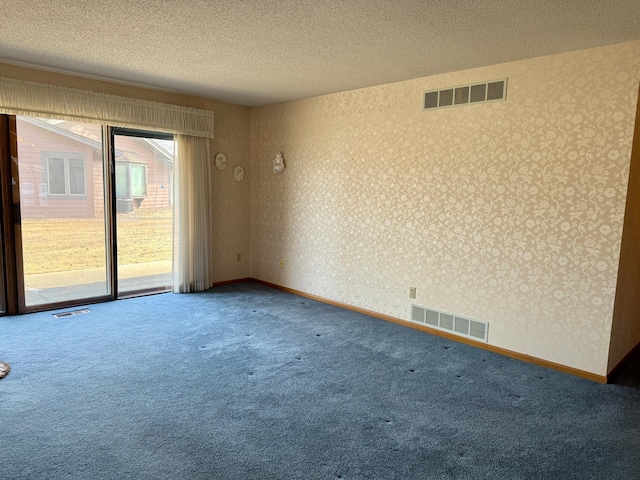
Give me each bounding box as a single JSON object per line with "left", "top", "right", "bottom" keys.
{"left": 424, "top": 79, "right": 507, "bottom": 111}
{"left": 410, "top": 304, "right": 488, "bottom": 342}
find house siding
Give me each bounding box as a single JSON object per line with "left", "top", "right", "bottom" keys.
{"left": 16, "top": 119, "right": 98, "bottom": 218}
{"left": 16, "top": 120, "right": 175, "bottom": 218}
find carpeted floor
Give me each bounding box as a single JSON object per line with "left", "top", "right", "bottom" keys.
{"left": 1, "top": 281, "right": 639, "bottom": 479}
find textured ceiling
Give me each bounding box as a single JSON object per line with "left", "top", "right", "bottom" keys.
{"left": 1, "top": 1, "right": 639, "bottom": 106}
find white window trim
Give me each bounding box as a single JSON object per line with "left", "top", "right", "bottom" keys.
{"left": 116, "top": 162, "right": 148, "bottom": 199}
{"left": 46, "top": 155, "right": 86, "bottom": 197}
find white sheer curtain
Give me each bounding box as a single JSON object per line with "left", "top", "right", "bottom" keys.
{"left": 174, "top": 135, "right": 212, "bottom": 292}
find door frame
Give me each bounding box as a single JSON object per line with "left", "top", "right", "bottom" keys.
{"left": 10, "top": 117, "right": 114, "bottom": 313}
{"left": 110, "top": 127, "right": 174, "bottom": 299}
{"left": 0, "top": 116, "right": 18, "bottom": 314}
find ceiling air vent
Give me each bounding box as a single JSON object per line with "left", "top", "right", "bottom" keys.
{"left": 424, "top": 79, "right": 507, "bottom": 111}
{"left": 410, "top": 304, "right": 488, "bottom": 342}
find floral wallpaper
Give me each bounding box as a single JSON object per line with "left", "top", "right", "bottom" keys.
{"left": 250, "top": 41, "right": 640, "bottom": 376}
{"left": 210, "top": 106, "right": 252, "bottom": 284}
{"left": 608, "top": 89, "right": 640, "bottom": 373}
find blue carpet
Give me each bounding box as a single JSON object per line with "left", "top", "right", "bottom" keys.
{"left": 1, "top": 282, "right": 639, "bottom": 479}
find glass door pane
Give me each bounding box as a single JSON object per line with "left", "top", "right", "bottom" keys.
{"left": 113, "top": 131, "right": 174, "bottom": 296}
{"left": 15, "top": 116, "right": 110, "bottom": 308}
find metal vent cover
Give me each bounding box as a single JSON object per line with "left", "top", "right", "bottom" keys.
{"left": 53, "top": 308, "right": 91, "bottom": 318}
{"left": 409, "top": 304, "right": 488, "bottom": 342}
{"left": 424, "top": 78, "right": 507, "bottom": 111}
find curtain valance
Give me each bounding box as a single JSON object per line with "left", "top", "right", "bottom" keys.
{"left": 0, "top": 77, "right": 214, "bottom": 138}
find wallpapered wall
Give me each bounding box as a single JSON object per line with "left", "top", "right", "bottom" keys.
{"left": 250, "top": 41, "right": 640, "bottom": 376}
{"left": 609, "top": 88, "right": 640, "bottom": 372}
{"left": 210, "top": 106, "right": 251, "bottom": 283}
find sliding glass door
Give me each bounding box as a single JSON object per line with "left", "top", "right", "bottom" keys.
{"left": 0, "top": 116, "right": 175, "bottom": 313}
{"left": 15, "top": 117, "right": 110, "bottom": 309}
{"left": 112, "top": 129, "right": 175, "bottom": 297}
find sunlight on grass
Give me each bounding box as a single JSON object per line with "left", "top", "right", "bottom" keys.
{"left": 21, "top": 208, "right": 173, "bottom": 275}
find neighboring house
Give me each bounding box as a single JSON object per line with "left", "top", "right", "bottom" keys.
{"left": 16, "top": 117, "right": 173, "bottom": 218}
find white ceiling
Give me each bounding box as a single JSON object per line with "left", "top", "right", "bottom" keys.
{"left": 1, "top": 1, "right": 639, "bottom": 107}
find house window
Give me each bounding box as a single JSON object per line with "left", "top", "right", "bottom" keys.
{"left": 130, "top": 164, "right": 147, "bottom": 197}
{"left": 116, "top": 163, "right": 147, "bottom": 198}
{"left": 47, "top": 156, "right": 86, "bottom": 196}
